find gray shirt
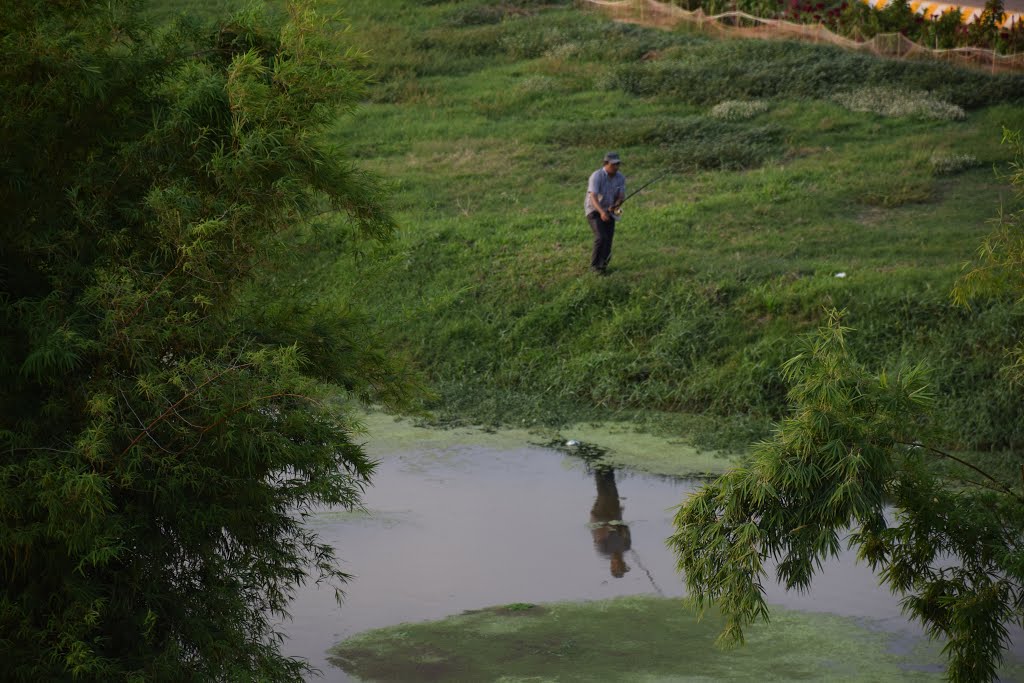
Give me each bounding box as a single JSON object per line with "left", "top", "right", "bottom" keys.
{"left": 584, "top": 167, "right": 626, "bottom": 220}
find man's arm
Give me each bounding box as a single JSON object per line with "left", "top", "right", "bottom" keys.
{"left": 588, "top": 191, "right": 610, "bottom": 221}
{"left": 612, "top": 187, "right": 625, "bottom": 210}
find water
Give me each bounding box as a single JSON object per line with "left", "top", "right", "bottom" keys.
{"left": 278, "top": 439, "right": 1013, "bottom": 681}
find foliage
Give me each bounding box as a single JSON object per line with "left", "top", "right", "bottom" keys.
{"left": 670, "top": 135, "right": 1024, "bottom": 682}
{"left": 549, "top": 115, "right": 783, "bottom": 170}
{"left": 953, "top": 129, "right": 1024, "bottom": 385}
{"left": 927, "top": 7, "right": 964, "bottom": 50}
{"left": 967, "top": 0, "right": 1006, "bottom": 48}
{"left": 877, "top": 0, "right": 924, "bottom": 38}
{"left": 670, "top": 311, "right": 1024, "bottom": 682}
{"left": 0, "top": 1, "right": 407, "bottom": 680}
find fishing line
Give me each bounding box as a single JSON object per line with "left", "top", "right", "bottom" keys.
{"left": 629, "top": 548, "right": 665, "bottom": 597}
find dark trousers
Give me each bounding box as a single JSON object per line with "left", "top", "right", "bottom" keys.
{"left": 587, "top": 211, "right": 615, "bottom": 271}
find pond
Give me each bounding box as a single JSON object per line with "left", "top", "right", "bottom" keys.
{"left": 278, "top": 420, "right": 1023, "bottom": 681}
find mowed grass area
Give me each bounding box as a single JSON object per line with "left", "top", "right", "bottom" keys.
{"left": 329, "top": 595, "right": 1024, "bottom": 682}
{"left": 149, "top": 0, "right": 1024, "bottom": 452}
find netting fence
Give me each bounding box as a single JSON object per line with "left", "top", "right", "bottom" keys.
{"left": 582, "top": 0, "right": 1024, "bottom": 72}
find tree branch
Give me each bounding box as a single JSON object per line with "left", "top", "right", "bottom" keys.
{"left": 899, "top": 441, "right": 1024, "bottom": 503}
{"left": 118, "top": 362, "right": 253, "bottom": 458}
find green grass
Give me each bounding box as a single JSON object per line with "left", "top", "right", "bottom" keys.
{"left": 149, "top": 0, "right": 1024, "bottom": 452}
{"left": 329, "top": 595, "right": 1023, "bottom": 682}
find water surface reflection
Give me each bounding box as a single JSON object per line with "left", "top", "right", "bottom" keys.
{"left": 279, "top": 441, "right": 1021, "bottom": 681}
{"left": 590, "top": 468, "right": 631, "bottom": 578}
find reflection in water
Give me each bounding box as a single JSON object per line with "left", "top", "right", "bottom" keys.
{"left": 589, "top": 468, "right": 631, "bottom": 578}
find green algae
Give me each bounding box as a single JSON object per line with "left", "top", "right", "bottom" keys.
{"left": 357, "top": 412, "right": 738, "bottom": 478}
{"left": 329, "top": 595, "right": 1013, "bottom": 682}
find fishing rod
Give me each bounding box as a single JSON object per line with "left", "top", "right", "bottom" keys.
{"left": 611, "top": 171, "right": 671, "bottom": 216}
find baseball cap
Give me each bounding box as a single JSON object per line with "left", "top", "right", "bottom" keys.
{"left": 603, "top": 152, "right": 622, "bottom": 165}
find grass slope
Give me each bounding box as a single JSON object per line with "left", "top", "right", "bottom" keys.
{"left": 151, "top": 0, "right": 1024, "bottom": 452}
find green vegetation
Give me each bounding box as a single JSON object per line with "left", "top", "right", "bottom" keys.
{"left": 124, "top": 4, "right": 1024, "bottom": 453}
{"left": 671, "top": 135, "right": 1024, "bottom": 679}
{"left": 13, "top": 0, "right": 1024, "bottom": 679}
{"left": 1, "top": 2, "right": 408, "bottom": 680}
{"left": 330, "top": 595, "right": 1016, "bottom": 681}
{"left": 671, "top": 135, "right": 1024, "bottom": 683}
{"left": 671, "top": 310, "right": 1024, "bottom": 683}
{"left": 286, "top": 0, "right": 1024, "bottom": 456}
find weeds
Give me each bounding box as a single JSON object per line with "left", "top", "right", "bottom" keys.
{"left": 833, "top": 87, "right": 966, "bottom": 121}
{"left": 930, "top": 152, "right": 982, "bottom": 175}
{"left": 710, "top": 100, "right": 769, "bottom": 121}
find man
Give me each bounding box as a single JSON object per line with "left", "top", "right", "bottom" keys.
{"left": 584, "top": 152, "right": 626, "bottom": 275}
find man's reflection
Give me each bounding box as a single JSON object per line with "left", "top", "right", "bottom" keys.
{"left": 589, "top": 468, "right": 631, "bottom": 578}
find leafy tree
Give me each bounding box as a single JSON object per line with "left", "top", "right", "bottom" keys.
{"left": 1, "top": 1, "right": 409, "bottom": 679}
{"left": 967, "top": 0, "right": 1006, "bottom": 49}
{"left": 670, "top": 132, "right": 1024, "bottom": 682}
{"left": 927, "top": 7, "right": 964, "bottom": 50}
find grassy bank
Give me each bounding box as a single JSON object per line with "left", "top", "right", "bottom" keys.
{"left": 152, "top": 0, "right": 1024, "bottom": 452}
{"left": 329, "top": 595, "right": 1019, "bottom": 682}
{"left": 357, "top": 412, "right": 738, "bottom": 477}
{"left": 329, "top": 0, "right": 1024, "bottom": 452}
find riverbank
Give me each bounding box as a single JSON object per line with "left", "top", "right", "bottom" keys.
{"left": 358, "top": 412, "right": 739, "bottom": 478}
{"left": 148, "top": 0, "right": 1024, "bottom": 458}
{"left": 324, "top": 0, "right": 1024, "bottom": 454}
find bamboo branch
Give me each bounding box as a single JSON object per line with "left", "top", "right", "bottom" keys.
{"left": 199, "top": 392, "right": 322, "bottom": 435}
{"left": 898, "top": 441, "right": 1024, "bottom": 503}
{"left": 119, "top": 363, "right": 253, "bottom": 457}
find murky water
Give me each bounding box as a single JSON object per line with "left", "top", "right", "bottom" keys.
{"left": 279, "top": 439, "right": 1016, "bottom": 681}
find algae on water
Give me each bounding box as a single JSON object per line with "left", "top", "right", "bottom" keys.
{"left": 358, "top": 412, "right": 739, "bottom": 479}
{"left": 330, "top": 595, "right": 996, "bottom": 682}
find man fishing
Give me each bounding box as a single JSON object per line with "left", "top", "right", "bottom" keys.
{"left": 584, "top": 152, "right": 626, "bottom": 275}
